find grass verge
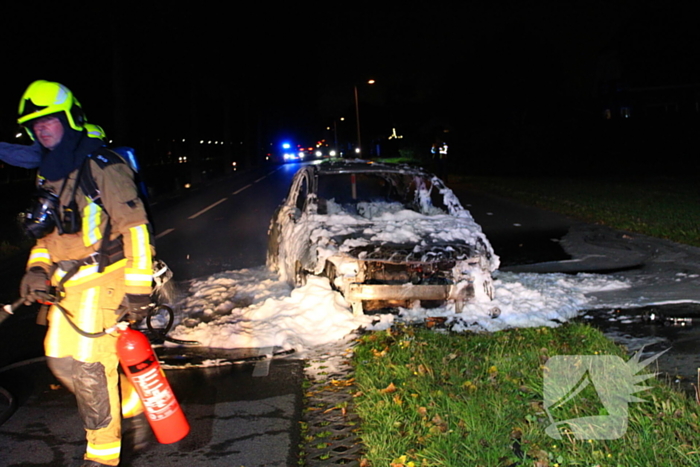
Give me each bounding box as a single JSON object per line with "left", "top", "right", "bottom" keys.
{"left": 461, "top": 175, "right": 700, "bottom": 247}
{"left": 353, "top": 324, "right": 700, "bottom": 467}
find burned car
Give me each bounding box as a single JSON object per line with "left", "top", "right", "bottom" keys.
{"left": 266, "top": 160, "right": 499, "bottom": 315}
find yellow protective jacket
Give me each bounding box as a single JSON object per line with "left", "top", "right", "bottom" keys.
{"left": 26, "top": 148, "right": 153, "bottom": 295}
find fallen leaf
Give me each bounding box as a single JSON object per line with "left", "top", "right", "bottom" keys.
{"left": 380, "top": 382, "right": 397, "bottom": 394}
{"left": 431, "top": 414, "right": 448, "bottom": 432}
{"left": 443, "top": 352, "right": 460, "bottom": 363}
{"left": 425, "top": 316, "right": 446, "bottom": 328}
{"left": 462, "top": 380, "right": 477, "bottom": 391}
{"left": 530, "top": 401, "right": 544, "bottom": 412}
{"left": 331, "top": 378, "right": 355, "bottom": 387}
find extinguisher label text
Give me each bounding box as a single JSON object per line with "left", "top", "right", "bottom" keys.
{"left": 128, "top": 356, "right": 156, "bottom": 374}
{"left": 132, "top": 367, "right": 178, "bottom": 420}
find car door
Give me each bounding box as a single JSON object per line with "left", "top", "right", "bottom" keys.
{"left": 277, "top": 168, "right": 315, "bottom": 284}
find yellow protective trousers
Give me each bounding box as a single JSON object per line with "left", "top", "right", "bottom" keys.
{"left": 44, "top": 259, "right": 136, "bottom": 466}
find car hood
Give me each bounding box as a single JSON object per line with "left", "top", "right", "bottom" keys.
{"left": 333, "top": 235, "right": 487, "bottom": 264}
{"left": 309, "top": 206, "right": 500, "bottom": 271}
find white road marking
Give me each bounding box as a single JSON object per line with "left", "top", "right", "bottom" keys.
{"left": 232, "top": 184, "right": 252, "bottom": 195}
{"left": 188, "top": 197, "right": 228, "bottom": 219}
{"left": 252, "top": 347, "right": 274, "bottom": 377}
{"left": 155, "top": 228, "right": 175, "bottom": 239}
{"left": 168, "top": 169, "right": 281, "bottom": 234}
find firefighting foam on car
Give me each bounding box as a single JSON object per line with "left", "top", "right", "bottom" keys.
{"left": 164, "top": 158, "right": 639, "bottom": 353}
{"left": 266, "top": 159, "right": 500, "bottom": 315}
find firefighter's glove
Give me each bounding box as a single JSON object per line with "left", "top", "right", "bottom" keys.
{"left": 121, "top": 293, "right": 152, "bottom": 324}
{"left": 20, "top": 267, "right": 49, "bottom": 305}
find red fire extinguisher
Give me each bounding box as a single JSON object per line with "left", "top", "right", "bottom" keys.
{"left": 117, "top": 326, "right": 190, "bottom": 444}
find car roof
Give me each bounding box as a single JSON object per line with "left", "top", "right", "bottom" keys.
{"left": 312, "top": 159, "right": 431, "bottom": 176}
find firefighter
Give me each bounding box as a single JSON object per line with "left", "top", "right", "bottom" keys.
{"left": 17, "top": 80, "right": 153, "bottom": 467}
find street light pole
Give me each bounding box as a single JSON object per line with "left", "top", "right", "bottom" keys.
{"left": 354, "top": 79, "right": 375, "bottom": 157}
{"left": 354, "top": 85, "right": 361, "bottom": 156}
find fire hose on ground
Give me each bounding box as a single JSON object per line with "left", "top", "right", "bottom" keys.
{"left": 0, "top": 293, "right": 197, "bottom": 437}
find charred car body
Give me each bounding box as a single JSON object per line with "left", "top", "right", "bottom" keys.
{"left": 267, "top": 160, "right": 499, "bottom": 315}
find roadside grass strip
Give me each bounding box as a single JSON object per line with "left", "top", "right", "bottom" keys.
{"left": 352, "top": 323, "right": 700, "bottom": 467}
{"left": 464, "top": 176, "right": 700, "bottom": 248}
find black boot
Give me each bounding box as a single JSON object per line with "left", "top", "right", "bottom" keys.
{"left": 122, "top": 413, "right": 153, "bottom": 452}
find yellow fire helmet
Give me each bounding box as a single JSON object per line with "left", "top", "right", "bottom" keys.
{"left": 18, "top": 80, "right": 85, "bottom": 131}
{"left": 84, "top": 123, "right": 106, "bottom": 139}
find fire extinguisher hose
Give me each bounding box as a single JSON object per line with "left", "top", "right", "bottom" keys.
{"left": 146, "top": 304, "right": 199, "bottom": 345}
{"left": 55, "top": 302, "right": 127, "bottom": 338}
{"left": 2, "top": 295, "right": 199, "bottom": 345}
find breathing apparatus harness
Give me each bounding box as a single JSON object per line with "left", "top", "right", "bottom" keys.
{"left": 24, "top": 148, "right": 110, "bottom": 241}
{"left": 18, "top": 149, "right": 198, "bottom": 345}
{"left": 24, "top": 159, "right": 85, "bottom": 239}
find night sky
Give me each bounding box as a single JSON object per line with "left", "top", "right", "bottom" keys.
{"left": 1, "top": 1, "right": 698, "bottom": 172}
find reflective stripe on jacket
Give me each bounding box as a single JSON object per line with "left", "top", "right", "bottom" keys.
{"left": 26, "top": 150, "right": 154, "bottom": 295}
